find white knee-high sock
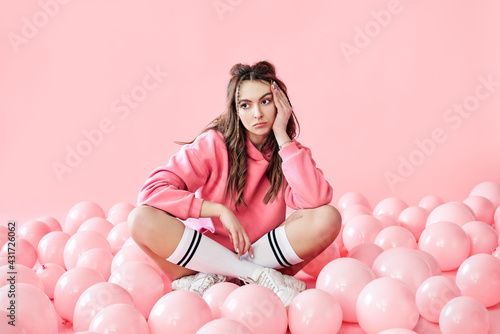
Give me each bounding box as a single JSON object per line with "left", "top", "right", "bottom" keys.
{"left": 167, "top": 227, "right": 262, "bottom": 278}
{"left": 241, "top": 225, "right": 303, "bottom": 269}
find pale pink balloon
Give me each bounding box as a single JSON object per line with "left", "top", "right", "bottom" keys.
{"left": 495, "top": 205, "right": 500, "bottom": 231}
{"left": 108, "top": 261, "right": 164, "bottom": 319}
{"left": 197, "top": 318, "right": 252, "bottom": 334}
{"left": 1, "top": 238, "right": 37, "bottom": 268}
{"left": 418, "top": 195, "right": 444, "bottom": 213}
{"left": 221, "top": 285, "right": 286, "bottom": 334}
{"left": 426, "top": 201, "right": 476, "bottom": 227}
{"left": 150, "top": 290, "right": 213, "bottom": 334}
{"left": 375, "top": 226, "right": 417, "bottom": 250}
{"left": 37, "top": 216, "right": 62, "bottom": 232}
{"left": 302, "top": 240, "right": 340, "bottom": 278}
{"left": 469, "top": 181, "right": 500, "bottom": 207}
{"left": 375, "top": 214, "right": 399, "bottom": 228}
{"left": 36, "top": 263, "right": 66, "bottom": 299}
{"left": 416, "top": 276, "right": 461, "bottom": 323}
{"left": 343, "top": 215, "right": 383, "bottom": 251}
{"left": 76, "top": 248, "right": 113, "bottom": 280}
{"left": 111, "top": 241, "right": 160, "bottom": 273}
{"left": 348, "top": 243, "right": 383, "bottom": 268}
{"left": 53, "top": 267, "right": 105, "bottom": 322}
{"left": 462, "top": 221, "right": 498, "bottom": 256}
{"left": 439, "top": 296, "right": 489, "bottom": 334}
{"left": 0, "top": 225, "right": 9, "bottom": 249}
{"left": 19, "top": 220, "right": 51, "bottom": 248}
{"left": 107, "top": 202, "right": 135, "bottom": 225}
{"left": 202, "top": 282, "right": 239, "bottom": 318}
{"left": 38, "top": 231, "right": 71, "bottom": 268}
{"left": 494, "top": 247, "right": 500, "bottom": 259}
{"left": 65, "top": 201, "right": 106, "bottom": 235}
{"left": 416, "top": 250, "right": 442, "bottom": 276}
{"left": 373, "top": 197, "right": 408, "bottom": 220}
{"left": 372, "top": 248, "right": 432, "bottom": 294}
{"left": 337, "top": 192, "right": 371, "bottom": 213}
{"left": 78, "top": 217, "right": 114, "bottom": 238}
{"left": 0, "top": 263, "right": 43, "bottom": 290}
{"left": 456, "top": 254, "right": 500, "bottom": 307}
{"left": 64, "top": 230, "right": 111, "bottom": 270}
{"left": 418, "top": 221, "right": 470, "bottom": 271}
{"left": 288, "top": 288, "right": 343, "bottom": 334}
{"left": 334, "top": 224, "right": 345, "bottom": 250}
{"left": 89, "top": 304, "right": 148, "bottom": 334}
{"left": 73, "top": 282, "right": 134, "bottom": 332}
{"left": 107, "top": 221, "right": 130, "bottom": 254}
{"left": 316, "top": 257, "right": 376, "bottom": 322}
{"left": 398, "top": 206, "right": 428, "bottom": 241}
{"left": 463, "top": 196, "right": 495, "bottom": 225}
{"left": 0, "top": 283, "right": 58, "bottom": 334}
{"left": 342, "top": 204, "right": 373, "bottom": 224}
{"left": 356, "top": 277, "right": 419, "bottom": 334}
{"left": 378, "top": 329, "right": 418, "bottom": 334}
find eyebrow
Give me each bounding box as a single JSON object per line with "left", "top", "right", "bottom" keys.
{"left": 239, "top": 92, "right": 272, "bottom": 104}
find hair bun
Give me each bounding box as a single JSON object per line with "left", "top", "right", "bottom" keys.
{"left": 230, "top": 63, "right": 252, "bottom": 76}
{"left": 253, "top": 61, "right": 276, "bottom": 76}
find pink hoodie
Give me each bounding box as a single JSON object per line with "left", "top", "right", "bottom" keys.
{"left": 137, "top": 129, "right": 333, "bottom": 250}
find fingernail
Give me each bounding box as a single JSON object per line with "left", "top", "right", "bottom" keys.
{"left": 275, "top": 88, "right": 278, "bottom": 93}
{"left": 236, "top": 248, "right": 239, "bottom": 253}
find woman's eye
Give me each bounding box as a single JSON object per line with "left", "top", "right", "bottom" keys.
{"left": 240, "top": 103, "right": 248, "bottom": 109}
{"left": 262, "top": 99, "right": 271, "bottom": 105}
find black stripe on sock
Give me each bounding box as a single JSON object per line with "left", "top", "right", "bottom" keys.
{"left": 176, "top": 230, "right": 199, "bottom": 267}
{"left": 268, "top": 230, "right": 287, "bottom": 268}
{"left": 180, "top": 231, "right": 201, "bottom": 267}
{"left": 272, "top": 229, "right": 293, "bottom": 267}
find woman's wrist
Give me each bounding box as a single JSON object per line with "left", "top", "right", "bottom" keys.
{"left": 200, "top": 201, "right": 227, "bottom": 218}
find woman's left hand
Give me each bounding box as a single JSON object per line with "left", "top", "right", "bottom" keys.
{"left": 271, "top": 81, "right": 293, "bottom": 134}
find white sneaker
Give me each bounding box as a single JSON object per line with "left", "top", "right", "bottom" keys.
{"left": 239, "top": 268, "right": 299, "bottom": 307}
{"left": 171, "top": 273, "right": 226, "bottom": 296}
{"left": 283, "top": 274, "right": 306, "bottom": 292}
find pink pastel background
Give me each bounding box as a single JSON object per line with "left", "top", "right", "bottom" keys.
{"left": 1, "top": 0, "right": 499, "bottom": 224}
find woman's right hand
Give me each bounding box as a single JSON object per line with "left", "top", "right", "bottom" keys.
{"left": 218, "top": 205, "right": 254, "bottom": 260}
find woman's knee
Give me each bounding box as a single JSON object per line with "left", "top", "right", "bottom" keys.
{"left": 309, "top": 204, "right": 342, "bottom": 238}
{"left": 127, "top": 205, "right": 162, "bottom": 241}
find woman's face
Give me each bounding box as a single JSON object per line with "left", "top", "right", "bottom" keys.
{"left": 237, "top": 80, "right": 276, "bottom": 148}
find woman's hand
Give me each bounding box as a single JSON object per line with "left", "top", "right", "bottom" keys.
{"left": 271, "top": 81, "right": 293, "bottom": 135}
{"left": 218, "top": 205, "right": 254, "bottom": 260}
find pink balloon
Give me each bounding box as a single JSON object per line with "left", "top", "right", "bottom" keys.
{"left": 375, "top": 214, "right": 399, "bottom": 228}
{"left": 356, "top": 277, "right": 419, "bottom": 334}
{"left": 107, "top": 202, "right": 135, "bottom": 225}
{"left": 456, "top": 254, "right": 500, "bottom": 307}
{"left": 149, "top": 290, "right": 213, "bottom": 334}
{"left": 107, "top": 221, "right": 130, "bottom": 254}
{"left": 316, "top": 257, "right": 376, "bottom": 322}
{"left": 334, "top": 224, "right": 345, "bottom": 250}
{"left": 36, "top": 263, "right": 66, "bottom": 299}
{"left": 19, "top": 220, "right": 51, "bottom": 248}
{"left": 65, "top": 201, "right": 105, "bottom": 235}
{"left": 37, "top": 215, "right": 62, "bottom": 231}
{"left": 463, "top": 196, "right": 495, "bottom": 225}
{"left": 73, "top": 282, "right": 134, "bottom": 332}
{"left": 462, "top": 221, "right": 498, "bottom": 256}
{"left": 302, "top": 240, "right": 340, "bottom": 278}
{"left": 288, "top": 289, "right": 343, "bottom": 334}
{"left": 64, "top": 230, "right": 111, "bottom": 270}
{"left": 495, "top": 204, "right": 500, "bottom": 227}
{"left": 373, "top": 197, "right": 408, "bottom": 220}
{"left": 0, "top": 226, "right": 8, "bottom": 251}
{"left": 418, "top": 195, "right": 444, "bottom": 213}
{"left": 372, "top": 248, "right": 432, "bottom": 294}
{"left": 197, "top": 318, "right": 252, "bottom": 334}
{"left": 108, "top": 261, "right": 164, "bottom": 319}
{"left": 342, "top": 204, "right": 372, "bottom": 224}
{"left": 337, "top": 192, "right": 371, "bottom": 213}
{"left": 378, "top": 330, "right": 418, "bottom": 334}
{"left": 53, "top": 267, "right": 105, "bottom": 322}
{"left": 76, "top": 248, "right": 113, "bottom": 280}
{"left": 415, "top": 276, "right": 461, "bottom": 323}
{"left": 78, "top": 217, "right": 114, "bottom": 237}
{"left": 0, "top": 283, "right": 58, "bottom": 334}
{"left": 348, "top": 243, "right": 383, "bottom": 268}
{"left": 221, "top": 285, "right": 287, "bottom": 334}
{"left": 494, "top": 247, "right": 500, "bottom": 260}
{"left": 89, "top": 304, "right": 149, "bottom": 334}
{"left": 418, "top": 221, "right": 470, "bottom": 271}
{"left": 0, "top": 238, "right": 37, "bottom": 268}
{"left": 416, "top": 250, "right": 442, "bottom": 276}
{"left": 343, "top": 215, "right": 383, "bottom": 251}
{"left": 426, "top": 201, "right": 476, "bottom": 227}
{"left": 398, "top": 206, "right": 428, "bottom": 241}
{"left": 439, "top": 296, "right": 489, "bottom": 334}
{"left": 375, "top": 226, "right": 417, "bottom": 250}
{"left": 202, "top": 282, "right": 239, "bottom": 318}
{"left": 38, "top": 231, "right": 71, "bottom": 268}
{"left": 0, "top": 263, "right": 43, "bottom": 290}
{"left": 111, "top": 241, "right": 160, "bottom": 273}
{"left": 469, "top": 181, "right": 500, "bottom": 207}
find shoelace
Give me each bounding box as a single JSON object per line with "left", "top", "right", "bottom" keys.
{"left": 198, "top": 275, "right": 216, "bottom": 294}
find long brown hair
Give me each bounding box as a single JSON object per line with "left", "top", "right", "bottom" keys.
{"left": 176, "top": 60, "right": 300, "bottom": 211}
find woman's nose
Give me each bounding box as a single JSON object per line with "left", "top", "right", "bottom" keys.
{"left": 253, "top": 106, "right": 263, "bottom": 117}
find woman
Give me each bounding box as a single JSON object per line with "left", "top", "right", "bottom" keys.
{"left": 128, "top": 60, "right": 341, "bottom": 307}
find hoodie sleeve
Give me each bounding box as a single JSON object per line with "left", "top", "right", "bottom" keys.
{"left": 279, "top": 139, "right": 333, "bottom": 210}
